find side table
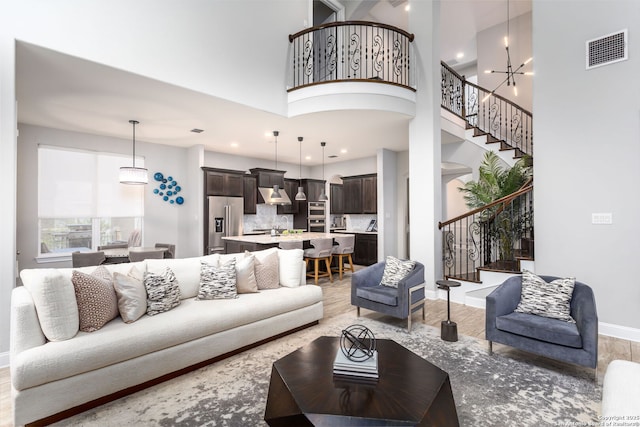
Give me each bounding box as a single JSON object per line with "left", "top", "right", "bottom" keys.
{"left": 436, "top": 280, "right": 461, "bottom": 342}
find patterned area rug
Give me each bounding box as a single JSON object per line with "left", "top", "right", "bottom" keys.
{"left": 55, "top": 312, "right": 601, "bottom": 426}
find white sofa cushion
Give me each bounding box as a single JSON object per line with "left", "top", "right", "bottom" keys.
{"left": 146, "top": 254, "right": 219, "bottom": 299}
{"left": 20, "top": 269, "right": 79, "bottom": 342}
{"left": 11, "top": 286, "right": 323, "bottom": 391}
{"left": 277, "top": 249, "right": 304, "bottom": 287}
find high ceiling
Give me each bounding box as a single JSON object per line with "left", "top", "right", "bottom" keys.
{"left": 16, "top": 0, "right": 531, "bottom": 166}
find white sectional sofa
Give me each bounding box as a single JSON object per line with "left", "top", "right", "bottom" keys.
{"left": 10, "top": 248, "right": 323, "bottom": 426}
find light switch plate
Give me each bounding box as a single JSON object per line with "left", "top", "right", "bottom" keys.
{"left": 592, "top": 213, "right": 613, "bottom": 225}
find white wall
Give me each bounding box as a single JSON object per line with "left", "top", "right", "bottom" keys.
{"left": 16, "top": 124, "right": 197, "bottom": 270}
{"left": 533, "top": 0, "right": 640, "bottom": 333}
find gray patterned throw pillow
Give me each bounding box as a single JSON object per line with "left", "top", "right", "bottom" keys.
{"left": 144, "top": 267, "right": 181, "bottom": 316}
{"left": 197, "top": 259, "right": 238, "bottom": 300}
{"left": 514, "top": 270, "right": 576, "bottom": 323}
{"left": 380, "top": 256, "right": 416, "bottom": 288}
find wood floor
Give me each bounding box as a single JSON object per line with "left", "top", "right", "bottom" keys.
{"left": 2, "top": 269, "right": 639, "bottom": 426}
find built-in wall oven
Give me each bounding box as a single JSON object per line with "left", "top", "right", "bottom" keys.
{"left": 308, "top": 202, "right": 326, "bottom": 232}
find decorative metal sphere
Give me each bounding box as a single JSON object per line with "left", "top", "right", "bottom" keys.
{"left": 340, "top": 324, "right": 376, "bottom": 362}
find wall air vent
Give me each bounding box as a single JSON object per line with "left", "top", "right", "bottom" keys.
{"left": 586, "top": 29, "right": 627, "bottom": 70}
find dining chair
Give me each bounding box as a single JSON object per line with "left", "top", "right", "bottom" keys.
{"left": 303, "top": 238, "right": 334, "bottom": 285}
{"left": 129, "top": 250, "right": 165, "bottom": 262}
{"left": 71, "top": 251, "right": 106, "bottom": 268}
{"left": 154, "top": 243, "right": 176, "bottom": 259}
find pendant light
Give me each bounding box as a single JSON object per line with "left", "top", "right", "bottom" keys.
{"left": 295, "top": 136, "right": 307, "bottom": 201}
{"left": 319, "top": 141, "right": 328, "bottom": 201}
{"left": 119, "top": 120, "right": 148, "bottom": 185}
{"left": 271, "top": 130, "right": 282, "bottom": 199}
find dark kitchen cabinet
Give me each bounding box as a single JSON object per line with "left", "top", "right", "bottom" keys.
{"left": 330, "top": 184, "right": 344, "bottom": 214}
{"left": 293, "top": 179, "right": 326, "bottom": 230}
{"left": 306, "top": 180, "right": 326, "bottom": 202}
{"left": 342, "top": 174, "right": 377, "bottom": 214}
{"left": 203, "top": 168, "right": 244, "bottom": 197}
{"left": 243, "top": 175, "right": 257, "bottom": 214}
{"left": 249, "top": 168, "right": 285, "bottom": 190}
{"left": 353, "top": 233, "right": 378, "bottom": 266}
{"left": 278, "top": 179, "right": 300, "bottom": 214}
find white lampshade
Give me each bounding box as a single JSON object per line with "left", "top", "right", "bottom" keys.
{"left": 119, "top": 166, "right": 148, "bottom": 185}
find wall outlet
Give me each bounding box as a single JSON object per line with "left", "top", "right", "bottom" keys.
{"left": 592, "top": 213, "right": 613, "bottom": 225}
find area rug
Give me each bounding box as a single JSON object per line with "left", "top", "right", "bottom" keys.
{"left": 55, "top": 312, "right": 601, "bottom": 426}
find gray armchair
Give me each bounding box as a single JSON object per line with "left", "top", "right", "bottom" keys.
{"left": 486, "top": 275, "right": 598, "bottom": 369}
{"left": 351, "top": 260, "right": 425, "bottom": 331}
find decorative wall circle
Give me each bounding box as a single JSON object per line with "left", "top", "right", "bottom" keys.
{"left": 153, "top": 172, "right": 185, "bottom": 206}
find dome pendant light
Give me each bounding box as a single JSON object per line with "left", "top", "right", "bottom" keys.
{"left": 119, "top": 120, "right": 148, "bottom": 185}
{"left": 318, "top": 141, "right": 329, "bottom": 201}
{"left": 295, "top": 136, "right": 307, "bottom": 201}
{"left": 271, "top": 130, "right": 282, "bottom": 200}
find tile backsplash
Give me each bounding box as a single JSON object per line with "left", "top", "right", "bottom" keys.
{"left": 346, "top": 214, "right": 377, "bottom": 232}
{"left": 243, "top": 204, "right": 293, "bottom": 232}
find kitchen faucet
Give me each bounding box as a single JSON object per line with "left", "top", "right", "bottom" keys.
{"left": 281, "top": 216, "right": 289, "bottom": 231}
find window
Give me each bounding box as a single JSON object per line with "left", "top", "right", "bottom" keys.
{"left": 38, "top": 146, "right": 144, "bottom": 257}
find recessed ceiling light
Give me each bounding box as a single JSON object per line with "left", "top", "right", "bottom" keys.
{"left": 230, "top": 142, "right": 238, "bottom": 147}
{"left": 340, "top": 149, "right": 347, "bottom": 154}
{"left": 404, "top": 4, "right": 410, "bottom": 12}
{"left": 305, "top": 155, "right": 311, "bottom": 160}
{"left": 190, "top": 128, "right": 204, "bottom": 133}
{"left": 456, "top": 52, "right": 464, "bottom": 59}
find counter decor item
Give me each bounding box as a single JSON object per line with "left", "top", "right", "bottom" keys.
{"left": 152, "top": 172, "right": 184, "bottom": 205}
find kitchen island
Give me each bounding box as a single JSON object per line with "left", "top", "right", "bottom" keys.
{"left": 222, "top": 232, "right": 354, "bottom": 254}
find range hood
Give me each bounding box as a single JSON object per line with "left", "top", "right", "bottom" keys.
{"left": 258, "top": 187, "right": 292, "bottom": 206}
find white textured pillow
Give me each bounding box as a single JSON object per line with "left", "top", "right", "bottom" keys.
{"left": 277, "top": 249, "right": 304, "bottom": 287}
{"left": 515, "top": 270, "right": 576, "bottom": 323}
{"left": 236, "top": 255, "right": 258, "bottom": 294}
{"left": 380, "top": 256, "right": 416, "bottom": 288}
{"left": 20, "top": 269, "right": 79, "bottom": 341}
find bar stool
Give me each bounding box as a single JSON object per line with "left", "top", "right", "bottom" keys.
{"left": 436, "top": 279, "right": 461, "bottom": 342}
{"left": 331, "top": 235, "right": 355, "bottom": 280}
{"left": 278, "top": 241, "right": 303, "bottom": 250}
{"left": 303, "top": 238, "right": 333, "bottom": 285}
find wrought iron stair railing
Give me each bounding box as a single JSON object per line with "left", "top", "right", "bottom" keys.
{"left": 441, "top": 61, "right": 533, "bottom": 159}
{"left": 438, "top": 181, "right": 534, "bottom": 282}
{"left": 288, "top": 21, "right": 415, "bottom": 91}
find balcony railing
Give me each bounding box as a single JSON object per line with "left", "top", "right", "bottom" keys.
{"left": 441, "top": 61, "right": 533, "bottom": 158}
{"left": 438, "top": 181, "right": 534, "bottom": 282}
{"left": 288, "top": 21, "right": 415, "bottom": 91}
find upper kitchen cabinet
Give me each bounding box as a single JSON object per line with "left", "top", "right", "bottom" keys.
{"left": 330, "top": 184, "right": 344, "bottom": 214}
{"left": 243, "top": 175, "right": 257, "bottom": 214}
{"left": 249, "top": 168, "right": 285, "bottom": 190}
{"left": 277, "top": 179, "right": 299, "bottom": 214}
{"left": 343, "top": 174, "right": 377, "bottom": 214}
{"left": 304, "top": 179, "right": 326, "bottom": 203}
{"left": 203, "top": 167, "right": 244, "bottom": 197}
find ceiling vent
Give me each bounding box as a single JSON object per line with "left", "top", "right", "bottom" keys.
{"left": 586, "top": 29, "right": 627, "bottom": 70}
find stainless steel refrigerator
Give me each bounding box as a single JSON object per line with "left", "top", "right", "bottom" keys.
{"left": 207, "top": 196, "right": 244, "bottom": 254}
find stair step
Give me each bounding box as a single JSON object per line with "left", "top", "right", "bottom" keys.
{"left": 473, "top": 128, "right": 488, "bottom": 137}
{"left": 486, "top": 135, "right": 502, "bottom": 143}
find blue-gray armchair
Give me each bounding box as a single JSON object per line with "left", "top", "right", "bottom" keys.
{"left": 486, "top": 275, "right": 598, "bottom": 370}
{"left": 351, "top": 260, "right": 425, "bottom": 331}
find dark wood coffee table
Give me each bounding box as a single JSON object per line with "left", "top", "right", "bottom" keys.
{"left": 264, "top": 336, "right": 458, "bottom": 426}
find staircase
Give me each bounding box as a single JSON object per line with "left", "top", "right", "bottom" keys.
{"left": 441, "top": 61, "right": 533, "bottom": 161}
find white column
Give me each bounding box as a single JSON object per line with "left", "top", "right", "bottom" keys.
{"left": 0, "top": 33, "right": 17, "bottom": 363}
{"left": 377, "top": 148, "right": 398, "bottom": 260}
{"left": 409, "top": 1, "right": 441, "bottom": 289}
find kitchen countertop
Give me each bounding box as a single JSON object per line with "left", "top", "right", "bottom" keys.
{"left": 222, "top": 232, "right": 354, "bottom": 244}
{"left": 333, "top": 229, "right": 378, "bottom": 235}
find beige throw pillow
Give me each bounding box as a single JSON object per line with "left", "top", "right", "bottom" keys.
{"left": 236, "top": 254, "right": 259, "bottom": 294}
{"left": 113, "top": 266, "right": 148, "bottom": 323}
{"left": 71, "top": 266, "right": 119, "bottom": 332}
{"left": 253, "top": 250, "right": 280, "bottom": 290}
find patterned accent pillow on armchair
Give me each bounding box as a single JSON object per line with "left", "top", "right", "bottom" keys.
{"left": 380, "top": 256, "right": 416, "bottom": 288}
{"left": 515, "top": 270, "right": 576, "bottom": 322}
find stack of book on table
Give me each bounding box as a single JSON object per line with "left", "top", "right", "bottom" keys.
{"left": 333, "top": 349, "right": 379, "bottom": 380}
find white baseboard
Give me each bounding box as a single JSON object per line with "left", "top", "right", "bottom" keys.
{"left": 0, "top": 351, "right": 9, "bottom": 368}
{"left": 599, "top": 322, "right": 640, "bottom": 342}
